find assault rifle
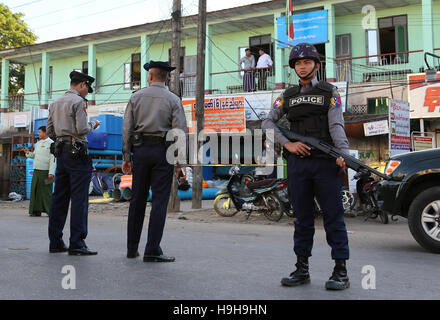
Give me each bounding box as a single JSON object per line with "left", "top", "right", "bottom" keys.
{"left": 278, "top": 126, "right": 390, "bottom": 180}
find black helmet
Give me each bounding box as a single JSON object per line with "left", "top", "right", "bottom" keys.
{"left": 289, "top": 43, "right": 321, "bottom": 68}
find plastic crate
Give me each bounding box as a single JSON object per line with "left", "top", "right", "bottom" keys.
{"left": 87, "top": 132, "right": 122, "bottom": 150}
{"left": 90, "top": 115, "right": 123, "bottom": 135}
{"left": 87, "top": 132, "right": 108, "bottom": 150}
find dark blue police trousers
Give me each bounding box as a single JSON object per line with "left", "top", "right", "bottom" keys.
{"left": 48, "top": 152, "right": 92, "bottom": 250}
{"left": 127, "top": 141, "right": 173, "bottom": 256}
{"left": 287, "top": 155, "right": 349, "bottom": 260}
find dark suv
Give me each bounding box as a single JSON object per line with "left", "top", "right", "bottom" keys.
{"left": 377, "top": 149, "right": 440, "bottom": 253}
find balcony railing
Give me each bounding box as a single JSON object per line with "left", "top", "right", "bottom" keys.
{"left": 209, "top": 67, "right": 276, "bottom": 95}
{"left": 7, "top": 94, "right": 25, "bottom": 112}
{"left": 335, "top": 50, "right": 426, "bottom": 83}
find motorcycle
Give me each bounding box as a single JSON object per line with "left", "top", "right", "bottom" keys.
{"left": 239, "top": 171, "right": 356, "bottom": 219}
{"left": 354, "top": 169, "right": 389, "bottom": 224}
{"left": 213, "top": 165, "right": 286, "bottom": 221}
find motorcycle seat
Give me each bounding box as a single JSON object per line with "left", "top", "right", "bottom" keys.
{"left": 247, "top": 179, "right": 278, "bottom": 190}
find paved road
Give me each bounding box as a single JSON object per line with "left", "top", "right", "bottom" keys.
{"left": 0, "top": 208, "right": 438, "bottom": 300}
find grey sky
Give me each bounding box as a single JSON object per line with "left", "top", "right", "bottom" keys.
{"left": 4, "top": 0, "right": 269, "bottom": 43}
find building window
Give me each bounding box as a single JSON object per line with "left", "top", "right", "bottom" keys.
{"left": 367, "top": 15, "right": 408, "bottom": 65}
{"left": 82, "top": 61, "right": 88, "bottom": 74}
{"left": 366, "top": 29, "right": 380, "bottom": 65}
{"left": 367, "top": 97, "right": 389, "bottom": 114}
{"left": 249, "top": 35, "right": 274, "bottom": 69}
{"left": 168, "top": 47, "right": 185, "bottom": 73}
{"left": 82, "top": 60, "right": 98, "bottom": 92}
{"left": 124, "top": 63, "right": 131, "bottom": 90}
{"left": 39, "top": 66, "right": 53, "bottom": 99}
{"left": 131, "top": 53, "right": 141, "bottom": 90}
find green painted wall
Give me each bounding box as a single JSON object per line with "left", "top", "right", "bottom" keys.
{"left": 21, "top": 0, "right": 440, "bottom": 108}
{"left": 334, "top": 3, "right": 428, "bottom": 83}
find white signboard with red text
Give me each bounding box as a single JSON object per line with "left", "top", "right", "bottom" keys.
{"left": 389, "top": 99, "right": 411, "bottom": 157}
{"left": 408, "top": 72, "right": 440, "bottom": 119}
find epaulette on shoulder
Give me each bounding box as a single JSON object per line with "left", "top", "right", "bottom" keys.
{"left": 283, "top": 85, "right": 300, "bottom": 97}
{"left": 316, "top": 81, "right": 336, "bottom": 92}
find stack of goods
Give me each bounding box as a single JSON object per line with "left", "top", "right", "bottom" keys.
{"left": 87, "top": 115, "right": 123, "bottom": 151}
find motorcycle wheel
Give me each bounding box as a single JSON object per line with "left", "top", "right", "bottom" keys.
{"left": 378, "top": 210, "right": 389, "bottom": 224}
{"left": 263, "top": 194, "right": 284, "bottom": 222}
{"left": 341, "top": 189, "right": 356, "bottom": 212}
{"left": 283, "top": 204, "right": 295, "bottom": 218}
{"left": 213, "top": 194, "right": 239, "bottom": 217}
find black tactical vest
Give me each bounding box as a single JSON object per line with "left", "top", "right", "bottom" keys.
{"left": 283, "top": 81, "right": 335, "bottom": 157}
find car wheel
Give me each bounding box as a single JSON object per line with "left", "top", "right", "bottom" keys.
{"left": 408, "top": 186, "right": 440, "bottom": 253}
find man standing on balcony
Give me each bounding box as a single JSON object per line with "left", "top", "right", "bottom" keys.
{"left": 262, "top": 43, "right": 350, "bottom": 291}
{"left": 256, "top": 48, "right": 273, "bottom": 91}
{"left": 25, "top": 126, "right": 55, "bottom": 217}
{"left": 239, "top": 48, "right": 256, "bottom": 92}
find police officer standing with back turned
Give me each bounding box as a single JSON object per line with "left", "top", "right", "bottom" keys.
{"left": 262, "top": 43, "right": 350, "bottom": 290}
{"left": 122, "top": 61, "right": 187, "bottom": 262}
{"left": 46, "top": 71, "right": 101, "bottom": 256}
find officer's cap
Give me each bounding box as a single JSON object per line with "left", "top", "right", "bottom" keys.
{"left": 143, "top": 60, "right": 176, "bottom": 72}
{"left": 70, "top": 71, "right": 95, "bottom": 93}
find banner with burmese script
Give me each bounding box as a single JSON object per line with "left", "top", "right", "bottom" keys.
{"left": 182, "top": 97, "right": 246, "bottom": 133}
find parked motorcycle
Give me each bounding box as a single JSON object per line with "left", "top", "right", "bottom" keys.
{"left": 354, "top": 169, "right": 389, "bottom": 224}
{"left": 238, "top": 172, "right": 356, "bottom": 219}
{"left": 213, "top": 165, "right": 285, "bottom": 221}
{"left": 279, "top": 184, "right": 355, "bottom": 219}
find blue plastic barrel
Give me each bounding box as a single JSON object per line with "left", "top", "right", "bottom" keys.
{"left": 26, "top": 158, "right": 34, "bottom": 200}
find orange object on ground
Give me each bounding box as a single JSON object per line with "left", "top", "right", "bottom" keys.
{"left": 202, "top": 180, "right": 209, "bottom": 188}
{"left": 119, "top": 175, "right": 133, "bottom": 189}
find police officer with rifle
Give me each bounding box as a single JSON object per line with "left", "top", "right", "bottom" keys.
{"left": 262, "top": 43, "right": 351, "bottom": 290}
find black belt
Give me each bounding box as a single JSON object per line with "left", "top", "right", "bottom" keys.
{"left": 60, "top": 142, "right": 88, "bottom": 152}
{"left": 141, "top": 135, "right": 165, "bottom": 143}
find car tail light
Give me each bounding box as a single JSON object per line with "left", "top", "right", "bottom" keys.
{"left": 385, "top": 160, "right": 401, "bottom": 175}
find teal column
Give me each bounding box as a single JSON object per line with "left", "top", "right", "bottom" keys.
{"left": 141, "top": 34, "right": 150, "bottom": 88}
{"left": 205, "top": 24, "right": 212, "bottom": 93}
{"left": 88, "top": 43, "right": 96, "bottom": 105}
{"left": 1, "top": 58, "right": 9, "bottom": 112}
{"left": 423, "top": 0, "right": 435, "bottom": 67}
{"left": 41, "top": 52, "right": 50, "bottom": 109}
{"left": 324, "top": 4, "right": 337, "bottom": 82}
{"left": 274, "top": 12, "right": 285, "bottom": 89}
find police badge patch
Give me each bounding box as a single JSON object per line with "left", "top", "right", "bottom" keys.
{"left": 273, "top": 96, "right": 284, "bottom": 109}
{"left": 331, "top": 90, "right": 342, "bottom": 108}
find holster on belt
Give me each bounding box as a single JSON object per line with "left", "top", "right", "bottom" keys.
{"left": 69, "top": 140, "right": 89, "bottom": 162}
{"left": 50, "top": 140, "right": 65, "bottom": 158}
{"left": 131, "top": 132, "right": 170, "bottom": 149}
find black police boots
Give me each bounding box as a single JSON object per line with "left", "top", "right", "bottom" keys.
{"left": 281, "top": 256, "right": 311, "bottom": 287}
{"left": 325, "top": 259, "right": 350, "bottom": 290}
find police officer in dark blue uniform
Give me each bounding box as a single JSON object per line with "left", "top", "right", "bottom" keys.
{"left": 262, "top": 43, "right": 350, "bottom": 290}
{"left": 46, "top": 71, "right": 101, "bottom": 256}
{"left": 122, "top": 61, "right": 187, "bottom": 262}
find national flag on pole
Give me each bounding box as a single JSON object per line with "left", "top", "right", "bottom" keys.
{"left": 286, "top": 0, "right": 294, "bottom": 39}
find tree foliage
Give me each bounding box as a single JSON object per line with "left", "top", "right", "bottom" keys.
{"left": 0, "top": 4, "right": 38, "bottom": 95}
